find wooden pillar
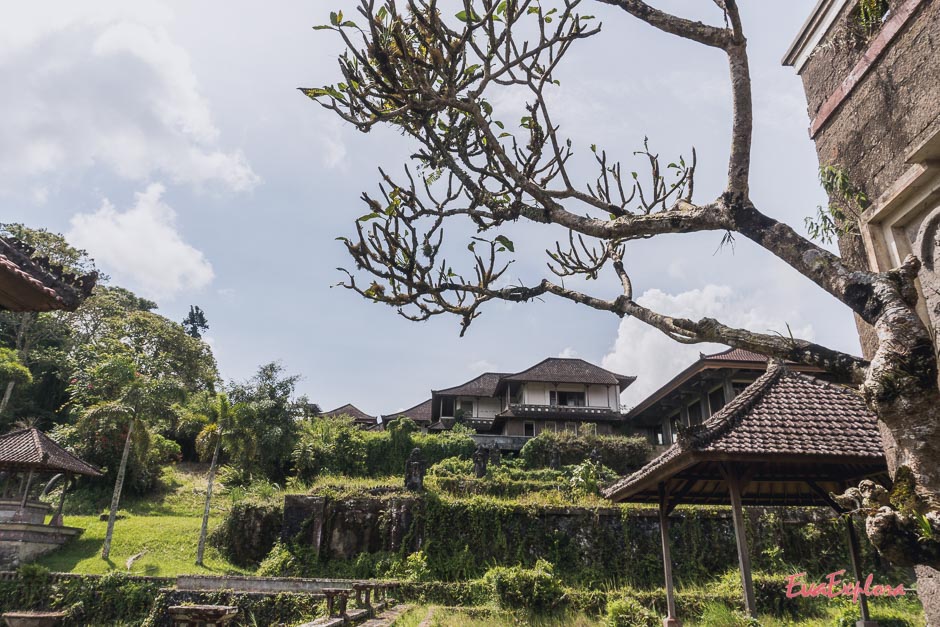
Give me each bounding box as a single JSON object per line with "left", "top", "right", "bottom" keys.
{"left": 845, "top": 516, "right": 877, "bottom": 625}
{"left": 19, "top": 471, "right": 33, "bottom": 508}
{"left": 658, "top": 483, "right": 682, "bottom": 627}
{"left": 52, "top": 475, "right": 69, "bottom": 526}
{"left": 727, "top": 469, "right": 757, "bottom": 618}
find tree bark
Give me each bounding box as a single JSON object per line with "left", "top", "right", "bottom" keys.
{"left": 196, "top": 433, "right": 221, "bottom": 566}
{"left": 0, "top": 382, "right": 15, "bottom": 417}
{"left": 102, "top": 421, "right": 134, "bottom": 560}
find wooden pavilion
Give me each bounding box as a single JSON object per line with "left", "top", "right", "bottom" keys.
{"left": 0, "top": 236, "right": 96, "bottom": 312}
{"left": 604, "top": 364, "right": 888, "bottom": 626}
{"left": 0, "top": 428, "right": 101, "bottom": 568}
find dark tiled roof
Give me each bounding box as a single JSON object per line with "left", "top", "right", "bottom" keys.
{"left": 322, "top": 404, "right": 377, "bottom": 425}
{"left": 383, "top": 399, "right": 433, "bottom": 425}
{"left": 700, "top": 347, "right": 770, "bottom": 362}
{"left": 0, "top": 237, "right": 97, "bottom": 312}
{"left": 605, "top": 365, "right": 884, "bottom": 501}
{"left": 434, "top": 372, "right": 510, "bottom": 397}
{"left": 627, "top": 346, "right": 828, "bottom": 419}
{"left": 0, "top": 428, "right": 102, "bottom": 476}
{"left": 503, "top": 358, "right": 635, "bottom": 389}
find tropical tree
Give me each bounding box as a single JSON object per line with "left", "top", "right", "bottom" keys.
{"left": 305, "top": 0, "right": 940, "bottom": 584}
{"left": 194, "top": 393, "right": 234, "bottom": 566}
{"left": 0, "top": 223, "right": 96, "bottom": 419}
{"left": 0, "top": 348, "right": 32, "bottom": 395}
{"left": 73, "top": 357, "right": 185, "bottom": 559}
{"left": 182, "top": 306, "right": 210, "bottom": 339}
{"left": 226, "top": 362, "right": 304, "bottom": 481}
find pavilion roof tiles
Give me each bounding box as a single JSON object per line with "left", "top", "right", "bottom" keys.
{"left": 605, "top": 365, "right": 884, "bottom": 502}
{"left": 0, "top": 428, "right": 102, "bottom": 476}
{"left": 0, "top": 236, "right": 96, "bottom": 312}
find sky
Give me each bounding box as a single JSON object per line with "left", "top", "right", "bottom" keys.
{"left": 2, "top": 1, "right": 863, "bottom": 415}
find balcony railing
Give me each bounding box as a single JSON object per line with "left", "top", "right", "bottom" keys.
{"left": 508, "top": 404, "right": 616, "bottom": 415}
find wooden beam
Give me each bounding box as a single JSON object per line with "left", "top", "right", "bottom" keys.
{"left": 726, "top": 465, "right": 757, "bottom": 618}
{"left": 844, "top": 515, "right": 872, "bottom": 623}
{"left": 658, "top": 483, "right": 682, "bottom": 626}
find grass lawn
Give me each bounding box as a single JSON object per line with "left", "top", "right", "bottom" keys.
{"left": 395, "top": 600, "right": 927, "bottom": 627}
{"left": 35, "top": 463, "right": 248, "bottom": 577}
{"left": 36, "top": 513, "right": 246, "bottom": 576}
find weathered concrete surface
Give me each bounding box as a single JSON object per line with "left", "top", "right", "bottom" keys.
{"left": 177, "top": 574, "right": 354, "bottom": 595}
{"left": 0, "top": 524, "right": 81, "bottom": 570}
{"left": 282, "top": 496, "right": 419, "bottom": 560}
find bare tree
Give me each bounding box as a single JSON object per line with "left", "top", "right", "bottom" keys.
{"left": 304, "top": 0, "right": 940, "bottom": 578}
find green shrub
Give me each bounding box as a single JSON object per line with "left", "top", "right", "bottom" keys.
{"left": 291, "top": 417, "right": 475, "bottom": 479}
{"left": 714, "top": 569, "right": 825, "bottom": 619}
{"left": 427, "top": 457, "right": 474, "bottom": 478}
{"left": 520, "top": 431, "right": 649, "bottom": 474}
{"left": 49, "top": 422, "right": 177, "bottom": 495}
{"left": 831, "top": 597, "right": 920, "bottom": 627}
{"left": 698, "top": 601, "right": 759, "bottom": 627}
{"left": 387, "top": 550, "right": 432, "bottom": 582}
{"left": 606, "top": 597, "right": 658, "bottom": 627}
{"left": 484, "top": 559, "right": 565, "bottom": 613}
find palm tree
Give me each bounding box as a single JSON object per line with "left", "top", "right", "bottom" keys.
{"left": 195, "top": 393, "right": 234, "bottom": 566}
{"left": 85, "top": 365, "right": 184, "bottom": 560}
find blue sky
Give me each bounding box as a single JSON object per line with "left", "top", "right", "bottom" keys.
{"left": 3, "top": 1, "right": 862, "bottom": 415}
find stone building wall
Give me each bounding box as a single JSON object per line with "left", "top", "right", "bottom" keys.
{"left": 799, "top": 0, "right": 939, "bottom": 202}
{"left": 787, "top": 1, "right": 940, "bottom": 619}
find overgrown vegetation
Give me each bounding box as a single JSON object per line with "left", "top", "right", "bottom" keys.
{"left": 519, "top": 430, "right": 650, "bottom": 474}
{"left": 804, "top": 164, "right": 869, "bottom": 245}
{"left": 292, "top": 416, "right": 476, "bottom": 480}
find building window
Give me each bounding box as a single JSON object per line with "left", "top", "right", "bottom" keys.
{"left": 687, "top": 401, "right": 703, "bottom": 425}
{"left": 550, "top": 391, "right": 586, "bottom": 407}
{"left": 545, "top": 421, "right": 557, "bottom": 433}
{"left": 459, "top": 399, "right": 474, "bottom": 418}
{"left": 708, "top": 387, "right": 726, "bottom": 415}
{"left": 524, "top": 422, "right": 535, "bottom": 437}
{"left": 651, "top": 425, "right": 664, "bottom": 446}
{"left": 670, "top": 413, "right": 683, "bottom": 441}
{"left": 564, "top": 422, "right": 577, "bottom": 433}
{"left": 441, "top": 397, "right": 455, "bottom": 417}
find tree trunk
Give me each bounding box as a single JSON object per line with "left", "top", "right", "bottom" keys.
{"left": 196, "top": 434, "right": 221, "bottom": 566}
{"left": 102, "top": 421, "right": 134, "bottom": 560}
{"left": 0, "top": 381, "right": 15, "bottom": 417}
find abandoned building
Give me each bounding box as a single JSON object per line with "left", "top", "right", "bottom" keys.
{"left": 328, "top": 358, "right": 635, "bottom": 443}
{"left": 626, "top": 348, "right": 827, "bottom": 451}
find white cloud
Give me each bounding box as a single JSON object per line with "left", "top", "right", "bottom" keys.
{"left": 602, "top": 284, "right": 814, "bottom": 409}
{"left": 0, "top": 2, "right": 258, "bottom": 192}
{"left": 558, "top": 347, "right": 579, "bottom": 359}
{"left": 468, "top": 359, "right": 498, "bottom": 374}
{"left": 67, "top": 183, "right": 214, "bottom": 300}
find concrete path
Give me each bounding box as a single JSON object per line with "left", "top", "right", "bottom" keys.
{"left": 415, "top": 607, "right": 436, "bottom": 627}
{"left": 358, "top": 604, "right": 413, "bottom": 627}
